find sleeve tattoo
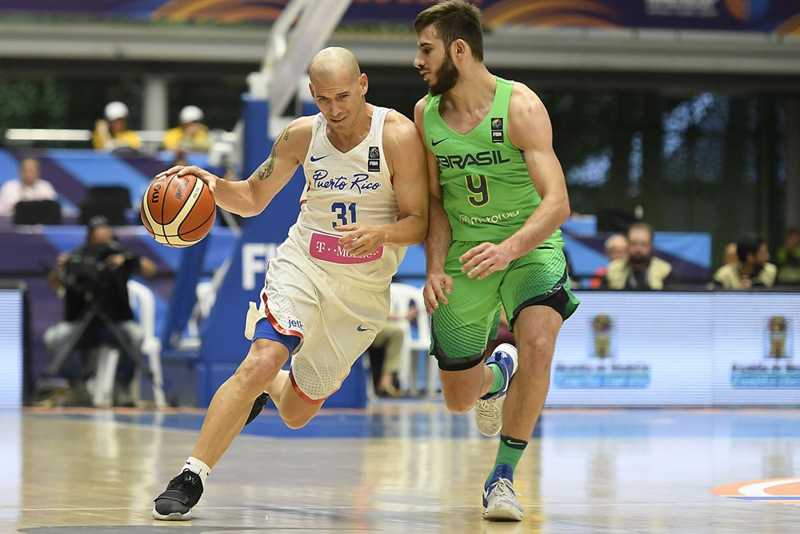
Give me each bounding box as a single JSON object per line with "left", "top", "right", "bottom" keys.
{"left": 256, "top": 127, "right": 291, "bottom": 181}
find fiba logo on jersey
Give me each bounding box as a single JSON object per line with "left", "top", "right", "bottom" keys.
{"left": 368, "top": 146, "right": 380, "bottom": 172}
{"left": 490, "top": 117, "right": 504, "bottom": 143}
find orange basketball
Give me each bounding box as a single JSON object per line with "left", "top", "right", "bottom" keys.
{"left": 141, "top": 173, "right": 216, "bottom": 248}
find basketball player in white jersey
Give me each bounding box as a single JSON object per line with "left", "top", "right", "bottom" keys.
{"left": 152, "top": 47, "right": 429, "bottom": 520}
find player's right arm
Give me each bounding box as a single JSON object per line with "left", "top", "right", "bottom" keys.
{"left": 414, "top": 96, "right": 452, "bottom": 313}
{"left": 166, "top": 116, "right": 312, "bottom": 217}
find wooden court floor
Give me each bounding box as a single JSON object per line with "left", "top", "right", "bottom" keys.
{"left": 1, "top": 403, "right": 798, "bottom": 533}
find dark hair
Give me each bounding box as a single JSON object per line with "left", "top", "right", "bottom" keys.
{"left": 88, "top": 215, "right": 110, "bottom": 230}
{"left": 736, "top": 233, "right": 765, "bottom": 263}
{"left": 84, "top": 215, "right": 111, "bottom": 242}
{"left": 414, "top": 0, "right": 484, "bottom": 62}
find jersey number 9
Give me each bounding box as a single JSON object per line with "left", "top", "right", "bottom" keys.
{"left": 466, "top": 174, "right": 489, "bottom": 207}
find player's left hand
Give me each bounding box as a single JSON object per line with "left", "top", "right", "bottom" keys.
{"left": 338, "top": 224, "right": 385, "bottom": 257}
{"left": 460, "top": 242, "right": 513, "bottom": 280}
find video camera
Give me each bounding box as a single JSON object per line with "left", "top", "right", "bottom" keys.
{"left": 58, "top": 242, "right": 135, "bottom": 298}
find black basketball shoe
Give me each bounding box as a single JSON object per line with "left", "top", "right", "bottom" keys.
{"left": 153, "top": 470, "right": 204, "bottom": 520}
{"left": 245, "top": 392, "right": 270, "bottom": 426}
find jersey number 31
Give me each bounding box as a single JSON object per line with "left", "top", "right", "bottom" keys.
{"left": 332, "top": 202, "right": 357, "bottom": 228}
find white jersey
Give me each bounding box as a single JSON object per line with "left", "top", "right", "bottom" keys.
{"left": 285, "top": 106, "right": 406, "bottom": 291}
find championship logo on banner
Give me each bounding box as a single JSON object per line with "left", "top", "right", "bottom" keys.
{"left": 553, "top": 314, "right": 650, "bottom": 389}
{"left": 592, "top": 314, "right": 614, "bottom": 359}
{"left": 730, "top": 315, "right": 800, "bottom": 388}
{"left": 766, "top": 315, "right": 791, "bottom": 359}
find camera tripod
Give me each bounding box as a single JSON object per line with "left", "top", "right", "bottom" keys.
{"left": 38, "top": 299, "right": 162, "bottom": 405}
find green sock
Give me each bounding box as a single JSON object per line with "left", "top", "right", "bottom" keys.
{"left": 486, "top": 362, "right": 504, "bottom": 395}
{"left": 486, "top": 435, "right": 528, "bottom": 484}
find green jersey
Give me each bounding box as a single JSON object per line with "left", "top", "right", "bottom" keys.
{"left": 423, "top": 77, "right": 563, "bottom": 246}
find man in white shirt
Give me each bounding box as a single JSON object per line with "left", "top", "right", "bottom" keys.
{"left": 0, "top": 157, "right": 57, "bottom": 216}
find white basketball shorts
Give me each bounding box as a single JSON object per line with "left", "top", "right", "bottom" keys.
{"left": 244, "top": 239, "right": 389, "bottom": 402}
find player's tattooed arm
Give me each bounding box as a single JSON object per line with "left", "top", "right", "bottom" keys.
{"left": 243, "top": 118, "right": 307, "bottom": 216}
{"left": 256, "top": 127, "right": 291, "bottom": 181}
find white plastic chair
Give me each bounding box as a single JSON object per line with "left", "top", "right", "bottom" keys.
{"left": 92, "top": 280, "right": 167, "bottom": 408}
{"left": 183, "top": 269, "right": 226, "bottom": 349}
{"left": 183, "top": 280, "right": 217, "bottom": 348}
{"left": 389, "top": 283, "right": 437, "bottom": 395}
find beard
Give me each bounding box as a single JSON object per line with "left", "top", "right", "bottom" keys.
{"left": 629, "top": 253, "right": 649, "bottom": 269}
{"left": 429, "top": 51, "right": 459, "bottom": 96}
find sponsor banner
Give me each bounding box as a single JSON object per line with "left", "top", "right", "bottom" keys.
{"left": 0, "top": 0, "right": 798, "bottom": 34}
{"left": 0, "top": 289, "right": 24, "bottom": 408}
{"left": 480, "top": 0, "right": 800, "bottom": 34}
{"left": 549, "top": 291, "right": 800, "bottom": 407}
{"left": 712, "top": 293, "right": 800, "bottom": 403}
{"left": 551, "top": 292, "right": 714, "bottom": 406}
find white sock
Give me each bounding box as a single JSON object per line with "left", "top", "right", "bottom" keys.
{"left": 183, "top": 456, "right": 211, "bottom": 486}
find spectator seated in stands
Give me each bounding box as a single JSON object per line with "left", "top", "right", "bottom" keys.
{"left": 40, "top": 216, "right": 157, "bottom": 407}
{"left": 368, "top": 304, "right": 418, "bottom": 398}
{"left": 163, "top": 105, "right": 211, "bottom": 153}
{"left": 603, "top": 222, "right": 674, "bottom": 290}
{"left": 589, "top": 233, "right": 628, "bottom": 289}
{"left": 0, "top": 157, "right": 57, "bottom": 216}
{"left": 713, "top": 233, "right": 776, "bottom": 290}
{"left": 723, "top": 242, "right": 738, "bottom": 266}
{"left": 776, "top": 227, "right": 800, "bottom": 286}
{"left": 369, "top": 320, "right": 406, "bottom": 398}
{"left": 93, "top": 101, "right": 142, "bottom": 154}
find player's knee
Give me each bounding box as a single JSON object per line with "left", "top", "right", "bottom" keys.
{"left": 280, "top": 400, "right": 320, "bottom": 429}
{"left": 282, "top": 412, "right": 314, "bottom": 429}
{"left": 234, "top": 346, "right": 286, "bottom": 393}
{"left": 518, "top": 337, "right": 555, "bottom": 372}
{"left": 442, "top": 389, "right": 475, "bottom": 414}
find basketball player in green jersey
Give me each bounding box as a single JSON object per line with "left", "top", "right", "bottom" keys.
{"left": 413, "top": 1, "right": 580, "bottom": 521}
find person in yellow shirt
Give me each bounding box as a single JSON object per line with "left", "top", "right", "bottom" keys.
{"left": 723, "top": 242, "right": 738, "bottom": 266}
{"left": 713, "top": 234, "right": 776, "bottom": 289}
{"left": 604, "top": 222, "right": 673, "bottom": 290}
{"left": 93, "top": 101, "right": 142, "bottom": 153}
{"left": 163, "top": 105, "right": 211, "bottom": 152}
{"left": 775, "top": 227, "right": 800, "bottom": 285}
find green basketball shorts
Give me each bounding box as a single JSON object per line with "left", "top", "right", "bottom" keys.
{"left": 430, "top": 241, "right": 580, "bottom": 371}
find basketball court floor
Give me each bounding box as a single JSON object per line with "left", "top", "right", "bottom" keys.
{"left": 2, "top": 402, "right": 798, "bottom": 533}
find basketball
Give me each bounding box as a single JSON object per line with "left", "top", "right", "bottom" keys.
{"left": 141, "top": 173, "right": 216, "bottom": 248}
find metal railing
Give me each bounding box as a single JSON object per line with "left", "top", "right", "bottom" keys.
{"left": 3, "top": 127, "right": 241, "bottom": 167}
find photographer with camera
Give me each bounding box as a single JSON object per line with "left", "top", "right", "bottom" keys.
{"left": 41, "top": 216, "right": 157, "bottom": 406}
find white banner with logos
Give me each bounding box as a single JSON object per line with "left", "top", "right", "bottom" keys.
{"left": 0, "top": 289, "right": 23, "bottom": 408}
{"left": 548, "top": 292, "right": 800, "bottom": 407}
